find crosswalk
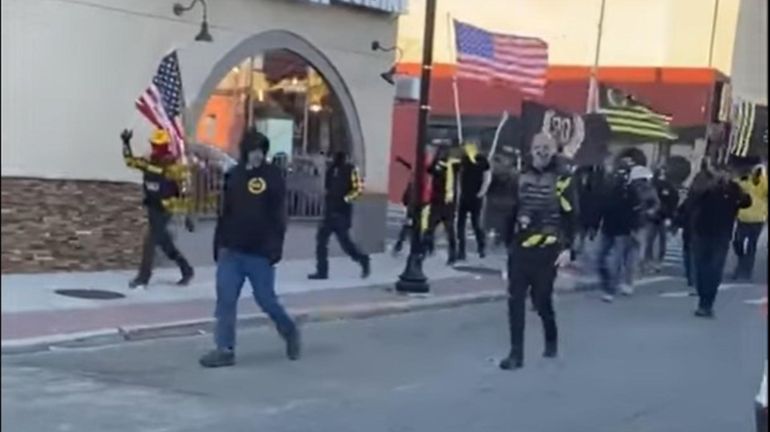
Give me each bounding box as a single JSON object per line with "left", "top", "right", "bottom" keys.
{"left": 660, "top": 237, "right": 685, "bottom": 268}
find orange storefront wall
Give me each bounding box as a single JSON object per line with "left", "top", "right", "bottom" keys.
{"left": 195, "top": 94, "right": 245, "bottom": 153}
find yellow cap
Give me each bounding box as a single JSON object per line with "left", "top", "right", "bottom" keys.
{"left": 149, "top": 129, "right": 170, "bottom": 146}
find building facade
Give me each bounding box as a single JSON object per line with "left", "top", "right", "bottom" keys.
{"left": 1, "top": 0, "right": 402, "bottom": 272}
{"left": 387, "top": 0, "right": 750, "bottom": 202}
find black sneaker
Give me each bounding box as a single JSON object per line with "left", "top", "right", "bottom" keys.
{"left": 128, "top": 278, "right": 148, "bottom": 290}
{"left": 543, "top": 344, "right": 558, "bottom": 358}
{"left": 285, "top": 329, "right": 301, "bottom": 361}
{"left": 199, "top": 349, "right": 235, "bottom": 368}
{"left": 499, "top": 355, "right": 523, "bottom": 371}
{"left": 456, "top": 252, "right": 467, "bottom": 262}
{"left": 307, "top": 273, "right": 329, "bottom": 280}
{"left": 694, "top": 308, "right": 714, "bottom": 318}
{"left": 478, "top": 249, "right": 486, "bottom": 259}
{"left": 177, "top": 267, "right": 194, "bottom": 286}
{"left": 361, "top": 258, "right": 371, "bottom": 279}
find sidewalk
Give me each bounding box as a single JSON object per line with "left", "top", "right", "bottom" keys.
{"left": 0, "top": 250, "right": 614, "bottom": 353}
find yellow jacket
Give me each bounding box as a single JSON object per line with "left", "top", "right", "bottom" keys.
{"left": 737, "top": 169, "right": 768, "bottom": 223}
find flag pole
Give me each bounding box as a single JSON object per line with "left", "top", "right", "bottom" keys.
{"left": 480, "top": 110, "right": 509, "bottom": 231}
{"left": 447, "top": 12, "right": 464, "bottom": 143}
{"left": 586, "top": 0, "right": 607, "bottom": 114}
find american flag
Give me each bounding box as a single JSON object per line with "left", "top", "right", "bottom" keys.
{"left": 136, "top": 50, "right": 186, "bottom": 158}
{"left": 453, "top": 20, "right": 548, "bottom": 98}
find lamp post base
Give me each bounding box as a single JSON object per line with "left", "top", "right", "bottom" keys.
{"left": 396, "top": 252, "right": 430, "bottom": 294}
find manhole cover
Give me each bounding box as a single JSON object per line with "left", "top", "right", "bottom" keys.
{"left": 453, "top": 266, "right": 502, "bottom": 276}
{"left": 54, "top": 289, "right": 126, "bottom": 300}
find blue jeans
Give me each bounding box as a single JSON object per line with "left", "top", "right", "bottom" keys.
{"left": 598, "top": 233, "right": 638, "bottom": 294}
{"left": 214, "top": 249, "right": 296, "bottom": 350}
{"left": 598, "top": 234, "right": 626, "bottom": 295}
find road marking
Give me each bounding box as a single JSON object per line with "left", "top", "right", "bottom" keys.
{"left": 660, "top": 291, "right": 690, "bottom": 298}
{"left": 720, "top": 282, "right": 764, "bottom": 290}
{"left": 660, "top": 282, "right": 764, "bottom": 298}
{"left": 744, "top": 297, "right": 768, "bottom": 305}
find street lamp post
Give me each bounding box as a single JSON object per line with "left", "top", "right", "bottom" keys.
{"left": 395, "top": 0, "right": 437, "bottom": 294}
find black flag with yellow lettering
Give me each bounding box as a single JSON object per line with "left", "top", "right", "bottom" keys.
{"left": 519, "top": 101, "right": 611, "bottom": 166}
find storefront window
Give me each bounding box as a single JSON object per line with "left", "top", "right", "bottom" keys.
{"left": 195, "top": 49, "right": 350, "bottom": 161}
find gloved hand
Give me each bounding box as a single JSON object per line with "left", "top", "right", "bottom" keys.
{"left": 120, "top": 129, "right": 133, "bottom": 145}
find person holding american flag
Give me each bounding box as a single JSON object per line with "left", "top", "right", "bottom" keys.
{"left": 122, "top": 50, "right": 194, "bottom": 289}
{"left": 121, "top": 128, "right": 194, "bottom": 289}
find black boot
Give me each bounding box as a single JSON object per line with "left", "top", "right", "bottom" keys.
{"left": 177, "top": 261, "right": 194, "bottom": 286}
{"left": 308, "top": 272, "right": 328, "bottom": 280}
{"left": 543, "top": 342, "right": 558, "bottom": 358}
{"left": 199, "top": 349, "right": 235, "bottom": 368}
{"left": 360, "top": 256, "right": 371, "bottom": 279}
{"left": 128, "top": 278, "right": 148, "bottom": 289}
{"left": 499, "top": 354, "right": 523, "bottom": 371}
{"left": 694, "top": 308, "right": 714, "bottom": 318}
{"left": 284, "top": 328, "right": 302, "bottom": 361}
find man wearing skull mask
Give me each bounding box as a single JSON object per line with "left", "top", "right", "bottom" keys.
{"left": 499, "top": 133, "right": 576, "bottom": 370}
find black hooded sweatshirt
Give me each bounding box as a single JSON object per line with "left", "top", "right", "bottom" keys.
{"left": 214, "top": 131, "right": 287, "bottom": 264}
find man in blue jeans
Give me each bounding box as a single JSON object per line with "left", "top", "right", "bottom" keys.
{"left": 597, "top": 163, "right": 638, "bottom": 302}
{"left": 200, "top": 129, "right": 300, "bottom": 368}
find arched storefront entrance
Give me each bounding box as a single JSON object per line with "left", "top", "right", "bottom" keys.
{"left": 188, "top": 30, "right": 365, "bottom": 171}
{"left": 173, "top": 30, "right": 372, "bottom": 265}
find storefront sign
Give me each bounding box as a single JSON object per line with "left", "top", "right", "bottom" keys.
{"left": 303, "top": 0, "right": 407, "bottom": 14}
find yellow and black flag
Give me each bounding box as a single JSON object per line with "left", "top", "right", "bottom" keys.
{"left": 598, "top": 85, "right": 678, "bottom": 141}
{"left": 728, "top": 100, "right": 768, "bottom": 159}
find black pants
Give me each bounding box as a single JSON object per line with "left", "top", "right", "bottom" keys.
{"left": 136, "top": 207, "right": 191, "bottom": 283}
{"left": 315, "top": 213, "right": 368, "bottom": 275}
{"left": 692, "top": 233, "right": 730, "bottom": 311}
{"left": 457, "top": 198, "right": 485, "bottom": 257}
{"left": 423, "top": 203, "right": 456, "bottom": 260}
{"left": 506, "top": 245, "right": 559, "bottom": 360}
{"left": 682, "top": 227, "right": 694, "bottom": 287}
{"left": 732, "top": 221, "right": 765, "bottom": 280}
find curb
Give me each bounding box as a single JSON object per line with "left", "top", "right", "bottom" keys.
{"left": 1, "top": 290, "right": 506, "bottom": 355}
{"left": 1, "top": 275, "right": 676, "bottom": 355}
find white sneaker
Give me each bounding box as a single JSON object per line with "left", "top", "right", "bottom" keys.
{"left": 620, "top": 285, "right": 634, "bottom": 296}
{"left": 601, "top": 294, "right": 615, "bottom": 303}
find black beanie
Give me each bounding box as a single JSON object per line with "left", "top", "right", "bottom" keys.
{"left": 239, "top": 128, "right": 270, "bottom": 162}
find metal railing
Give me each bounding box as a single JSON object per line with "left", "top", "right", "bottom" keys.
{"left": 185, "top": 144, "right": 326, "bottom": 220}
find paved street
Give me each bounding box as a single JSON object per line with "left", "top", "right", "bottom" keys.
{"left": 3, "top": 276, "right": 766, "bottom": 432}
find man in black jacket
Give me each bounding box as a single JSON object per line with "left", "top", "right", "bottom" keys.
{"left": 308, "top": 151, "right": 370, "bottom": 280}
{"left": 200, "top": 129, "right": 300, "bottom": 368}
{"left": 423, "top": 146, "right": 460, "bottom": 264}
{"left": 456, "top": 141, "right": 492, "bottom": 260}
{"left": 689, "top": 166, "right": 751, "bottom": 318}
{"left": 643, "top": 167, "right": 680, "bottom": 273}
{"left": 499, "top": 133, "right": 576, "bottom": 371}
{"left": 596, "top": 163, "right": 638, "bottom": 302}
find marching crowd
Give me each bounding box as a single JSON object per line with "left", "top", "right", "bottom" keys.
{"left": 119, "top": 127, "right": 766, "bottom": 370}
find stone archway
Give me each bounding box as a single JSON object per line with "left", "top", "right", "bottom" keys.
{"left": 185, "top": 30, "right": 366, "bottom": 172}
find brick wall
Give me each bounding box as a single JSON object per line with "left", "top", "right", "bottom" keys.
{"left": 1, "top": 178, "right": 146, "bottom": 273}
